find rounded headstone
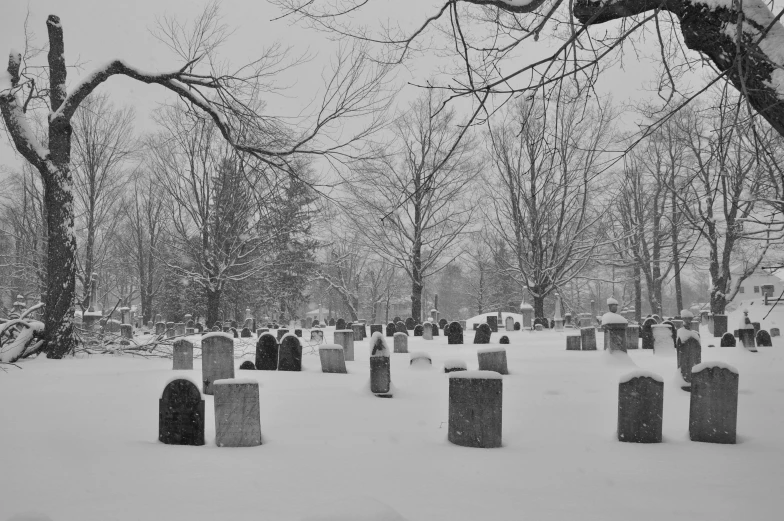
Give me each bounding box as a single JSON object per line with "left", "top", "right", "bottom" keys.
{"left": 159, "top": 379, "right": 205, "bottom": 446}
{"left": 239, "top": 360, "right": 256, "bottom": 370}
{"left": 473, "top": 323, "right": 491, "bottom": 344}
{"left": 255, "top": 333, "right": 279, "bottom": 370}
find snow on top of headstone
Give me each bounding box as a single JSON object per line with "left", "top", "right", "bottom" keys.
{"left": 692, "top": 361, "right": 739, "bottom": 374}
{"left": 606, "top": 297, "right": 618, "bottom": 305}
{"left": 369, "top": 331, "right": 390, "bottom": 357}
{"left": 160, "top": 375, "right": 202, "bottom": 398}
{"left": 444, "top": 359, "right": 467, "bottom": 369}
{"left": 651, "top": 323, "right": 671, "bottom": 329}
{"left": 201, "top": 331, "right": 233, "bottom": 341}
{"left": 337, "top": 329, "right": 354, "bottom": 333}
{"left": 619, "top": 369, "right": 663, "bottom": 384}
{"left": 393, "top": 331, "right": 407, "bottom": 337}
{"left": 680, "top": 309, "right": 694, "bottom": 319}
{"left": 319, "top": 344, "right": 344, "bottom": 350}
{"left": 213, "top": 378, "right": 259, "bottom": 386}
{"left": 677, "top": 328, "right": 701, "bottom": 343}
{"left": 410, "top": 351, "right": 430, "bottom": 360}
{"left": 601, "top": 312, "right": 628, "bottom": 325}
{"left": 477, "top": 347, "right": 506, "bottom": 354}
{"left": 449, "top": 370, "right": 503, "bottom": 380}
{"left": 427, "top": 317, "right": 434, "bottom": 322}
{"left": 280, "top": 332, "right": 300, "bottom": 343}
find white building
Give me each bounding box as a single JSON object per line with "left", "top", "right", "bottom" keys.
{"left": 736, "top": 269, "right": 780, "bottom": 298}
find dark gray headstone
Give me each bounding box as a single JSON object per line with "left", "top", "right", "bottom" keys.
{"left": 604, "top": 323, "right": 628, "bottom": 353}
{"left": 240, "top": 327, "right": 252, "bottom": 338}
{"left": 756, "top": 329, "right": 772, "bottom": 347}
{"left": 514, "top": 322, "right": 521, "bottom": 331}
{"left": 413, "top": 324, "right": 424, "bottom": 337}
{"left": 689, "top": 364, "right": 739, "bottom": 444}
{"left": 617, "top": 373, "right": 663, "bottom": 443}
{"left": 738, "top": 328, "right": 756, "bottom": 350}
{"left": 294, "top": 329, "right": 302, "bottom": 338}
{"left": 328, "top": 318, "right": 336, "bottom": 327}
{"left": 386, "top": 322, "right": 395, "bottom": 337}
{"left": 405, "top": 317, "right": 416, "bottom": 330}
{"left": 477, "top": 348, "right": 508, "bottom": 374}
{"left": 447, "top": 321, "right": 463, "bottom": 345}
{"left": 486, "top": 315, "right": 498, "bottom": 333}
{"left": 720, "top": 332, "right": 736, "bottom": 347}
{"left": 566, "top": 336, "right": 581, "bottom": 351}
{"left": 276, "top": 329, "right": 289, "bottom": 341}
{"left": 439, "top": 318, "right": 448, "bottom": 329}
{"left": 239, "top": 360, "right": 255, "bottom": 370}
{"left": 159, "top": 379, "right": 205, "bottom": 446}
{"left": 499, "top": 335, "right": 509, "bottom": 345}
{"left": 336, "top": 318, "right": 346, "bottom": 330}
{"left": 395, "top": 321, "right": 408, "bottom": 335}
{"left": 473, "top": 323, "right": 491, "bottom": 344}
{"left": 580, "top": 327, "right": 597, "bottom": 351}
{"left": 310, "top": 329, "right": 324, "bottom": 343}
{"left": 678, "top": 335, "right": 702, "bottom": 390}
{"left": 278, "top": 335, "right": 302, "bottom": 371}
{"left": 448, "top": 371, "right": 502, "bottom": 448}
{"left": 641, "top": 318, "right": 656, "bottom": 350}
{"left": 370, "top": 356, "right": 391, "bottom": 396}
{"left": 255, "top": 333, "right": 278, "bottom": 370}
{"left": 771, "top": 327, "right": 780, "bottom": 337}
{"left": 370, "top": 324, "right": 383, "bottom": 336}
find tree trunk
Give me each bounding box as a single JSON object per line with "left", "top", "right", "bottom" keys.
{"left": 634, "top": 264, "right": 642, "bottom": 323}
{"left": 671, "top": 190, "right": 683, "bottom": 316}
{"left": 206, "top": 286, "right": 222, "bottom": 326}
{"left": 411, "top": 242, "right": 423, "bottom": 322}
{"left": 533, "top": 294, "right": 545, "bottom": 319}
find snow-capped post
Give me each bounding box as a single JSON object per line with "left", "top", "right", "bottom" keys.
{"left": 213, "top": 379, "right": 262, "bottom": 447}
{"left": 448, "top": 371, "right": 502, "bottom": 448}
{"left": 617, "top": 371, "right": 663, "bottom": 443}
{"left": 689, "top": 363, "right": 739, "bottom": 444}
{"left": 173, "top": 339, "right": 194, "bottom": 370}
{"left": 553, "top": 293, "right": 564, "bottom": 331}
{"left": 319, "top": 345, "right": 347, "bottom": 374}
{"left": 393, "top": 332, "right": 409, "bottom": 353}
{"left": 370, "top": 333, "right": 392, "bottom": 397}
{"left": 477, "top": 347, "right": 508, "bottom": 374}
{"left": 580, "top": 327, "right": 597, "bottom": 351}
{"left": 334, "top": 330, "right": 355, "bottom": 361}
{"left": 159, "top": 378, "right": 205, "bottom": 446}
{"left": 677, "top": 330, "right": 702, "bottom": 392}
{"left": 602, "top": 298, "right": 628, "bottom": 353}
{"left": 255, "top": 333, "right": 278, "bottom": 370}
{"left": 201, "top": 333, "right": 235, "bottom": 395}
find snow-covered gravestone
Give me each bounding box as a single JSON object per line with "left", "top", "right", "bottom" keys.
{"left": 276, "top": 329, "right": 289, "bottom": 342}
{"left": 720, "top": 332, "right": 736, "bottom": 347}
{"left": 689, "top": 362, "right": 739, "bottom": 444}
{"left": 201, "top": 333, "right": 235, "bottom": 395}
{"left": 580, "top": 327, "right": 597, "bottom": 351}
{"left": 173, "top": 339, "right": 194, "bottom": 370}
{"left": 473, "top": 323, "right": 491, "bottom": 344}
{"left": 310, "top": 329, "right": 324, "bottom": 343}
{"left": 448, "top": 321, "right": 463, "bottom": 345}
{"left": 410, "top": 352, "right": 432, "bottom": 367}
{"left": 386, "top": 322, "right": 395, "bottom": 337}
{"left": 677, "top": 330, "right": 702, "bottom": 391}
{"left": 395, "top": 321, "right": 408, "bottom": 335}
{"left": 423, "top": 322, "right": 433, "bottom": 340}
{"left": 477, "top": 347, "right": 508, "bottom": 375}
{"left": 652, "top": 324, "right": 674, "bottom": 354}
{"left": 255, "top": 333, "right": 278, "bottom": 371}
{"left": 448, "top": 371, "right": 502, "bottom": 448}
{"left": 566, "top": 335, "right": 581, "bottom": 351}
{"left": 505, "top": 316, "right": 514, "bottom": 331}
{"left": 159, "top": 378, "right": 205, "bottom": 446}
{"left": 393, "top": 332, "right": 408, "bottom": 353}
{"left": 334, "top": 329, "right": 355, "bottom": 361}
{"left": 370, "top": 333, "right": 392, "bottom": 397}
{"left": 444, "top": 359, "right": 467, "bottom": 373}
{"left": 756, "top": 329, "right": 772, "bottom": 347}
{"left": 617, "top": 371, "right": 663, "bottom": 443}
{"left": 213, "top": 379, "right": 262, "bottom": 447}
{"left": 278, "top": 335, "right": 303, "bottom": 371}
{"left": 319, "top": 345, "right": 347, "bottom": 374}
{"left": 413, "top": 324, "right": 424, "bottom": 337}
{"left": 626, "top": 324, "right": 640, "bottom": 350}
{"left": 602, "top": 311, "right": 628, "bottom": 353}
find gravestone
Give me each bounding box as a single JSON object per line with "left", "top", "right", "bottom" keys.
{"left": 393, "top": 316, "right": 402, "bottom": 323}
{"left": 175, "top": 322, "right": 186, "bottom": 336}
{"left": 405, "top": 317, "right": 416, "bottom": 330}
{"left": 256, "top": 328, "right": 269, "bottom": 336}
{"left": 159, "top": 379, "right": 205, "bottom": 446}
{"left": 255, "top": 333, "right": 278, "bottom": 371}
{"left": 505, "top": 317, "right": 514, "bottom": 331}
{"left": 720, "top": 332, "right": 736, "bottom": 347}
{"left": 439, "top": 318, "right": 448, "bottom": 329}
{"left": 752, "top": 321, "right": 761, "bottom": 334}
{"left": 641, "top": 318, "right": 656, "bottom": 350}
{"left": 155, "top": 322, "right": 166, "bottom": 335}
{"left": 195, "top": 323, "right": 204, "bottom": 333}
{"left": 423, "top": 322, "right": 433, "bottom": 340}
{"left": 486, "top": 315, "right": 498, "bottom": 333}
{"left": 239, "top": 361, "right": 255, "bottom": 370}
{"left": 603, "top": 323, "right": 628, "bottom": 353}
{"left": 678, "top": 334, "right": 701, "bottom": 391}
{"left": 473, "top": 323, "right": 491, "bottom": 344}
{"left": 120, "top": 324, "right": 133, "bottom": 340}
{"left": 566, "top": 336, "right": 581, "bottom": 351}
{"left": 514, "top": 322, "right": 521, "bottom": 331}
{"left": 617, "top": 372, "right": 663, "bottom": 443}
{"left": 413, "top": 324, "right": 424, "bottom": 337}
{"left": 173, "top": 339, "right": 194, "bottom": 370}
{"left": 534, "top": 324, "right": 543, "bottom": 332}
{"left": 756, "top": 329, "right": 772, "bottom": 347}
{"left": 278, "top": 335, "right": 303, "bottom": 371}
{"left": 276, "top": 329, "right": 289, "bottom": 342}
{"left": 352, "top": 323, "right": 365, "bottom": 341}
{"left": 213, "top": 380, "right": 262, "bottom": 447}
{"left": 319, "top": 345, "right": 348, "bottom": 374}
{"left": 580, "top": 327, "right": 597, "bottom": 351}
{"left": 294, "top": 329, "right": 302, "bottom": 338}
{"left": 689, "top": 363, "right": 739, "bottom": 444}
{"left": 214, "top": 321, "right": 222, "bottom": 330}
{"left": 432, "top": 323, "right": 440, "bottom": 337}
{"left": 241, "top": 327, "right": 252, "bottom": 338}
{"left": 166, "top": 321, "right": 175, "bottom": 331}
{"left": 370, "top": 335, "right": 391, "bottom": 397}
{"left": 370, "top": 324, "right": 383, "bottom": 336}
{"left": 185, "top": 328, "right": 195, "bottom": 335}
{"left": 386, "top": 322, "right": 396, "bottom": 337}
{"left": 202, "top": 334, "right": 235, "bottom": 395}
{"left": 410, "top": 352, "right": 432, "bottom": 367}
{"left": 448, "top": 371, "right": 502, "bottom": 448}
{"left": 444, "top": 359, "right": 467, "bottom": 373}
{"left": 393, "top": 332, "right": 409, "bottom": 353}
{"left": 477, "top": 347, "right": 508, "bottom": 374}
{"left": 447, "top": 321, "right": 463, "bottom": 345}
{"left": 230, "top": 328, "right": 238, "bottom": 339}
{"left": 329, "top": 318, "right": 336, "bottom": 327}
{"left": 738, "top": 328, "right": 756, "bottom": 350}
{"left": 334, "top": 330, "right": 355, "bottom": 361}
{"left": 626, "top": 324, "right": 640, "bottom": 350}
{"left": 310, "top": 330, "right": 324, "bottom": 343}
{"left": 499, "top": 335, "right": 509, "bottom": 344}
{"left": 771, "top": 327, "right": 780, "bottom": 337}
{"left": 230, "top": 320, "right": 238, "bottom": 329}
{"left": 395, "top": 321, "right": 408, "bottom": 335}
{"left": 473, "top": 323, "right": 479, "bottom": 331}
{"left": 336, "top": 318, "right": 346, "bottom": 331}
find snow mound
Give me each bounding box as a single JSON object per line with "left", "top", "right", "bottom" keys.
{"left": 449, "top": 370, "right": 503, "bottom": 380}
{"left": 680, "top": 309, "right": 694, "bottom": 319}
{"left": 477, "top": 347, "right": 506, "bottom": 354}
{"left": 607, "top": 297, "right": 618, "bottom": 305}
{"left": 213, "top": 378, "right": 258, "bottom": 386}
{"left": 619, "top": 369, "right": 663, "bottom": 384}
{"left": 444, "top": 359, "right": 467, "bottom": 370}
{"left": 319, "top": 344, "right": 343, "bottom": 350}
{"left": 692, "top": 361, "right": 739, "bottom": 374}
{"left": 604, "top": 349, "right": 637, "bottom": 368}
{"left": 201, "top": 332, "right": 233, "bottom": 341}
{"left": 601, "top": 312, "right": 628, "bottom": 325}
{"left": 299, "top": 496, "right": 407, "bottom": 521}
{"left": 677, "top": 329, "right": 701, "bottom": 343}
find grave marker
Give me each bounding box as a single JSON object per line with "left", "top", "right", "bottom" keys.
{"left": 566, "top": 336, "right": 581, "bottom": 351}
{"left": 255, "top": 333, "right": 278, "bottom": 371}
{"left": 319, "top": 345, "right": 348, "bottom": 373}
{"left": 580, "top": 327, "right": 597, "bottom": 351}
{"left": 448, "top": 371, "right": 502, "bottom": 448}
{"left": 393, "top": 332, "right": 409, "bottom": 353}
{"left": 334, "top": 330, "right": 355, "bottom": 361}
{"left": 689, "top": 363, "right": 739, "bottom": 444}
{"left": 370, "top": 333, "right": 391, "bottom": 397}
{"left": 473, "top": 323, "right": 491, "bottom": 344}
{"left": 423, "top": 322, "right": 433, "bottom": 340}
{"left": 159, "top": 378, "right": 204, "bottom": 446}
{"left": 202, "top": 333, "right": 235, "bottom": 395}
{"left": 213, "top": 380, "right": 262, "bottom": 447}
{"left": 447, "top": 321, "right": 463, "bottom": 345}
{"left": 617, "top": 371, "right": 663, "bottom": 443}
{"left": 477, "top": 347, "right": 508, "bottom": 374}
{"left": 756, "top": 329, "right": 772, "bottom": 347}
{"left": 173, "top": 339, "right": 194, "bottom": 370}
{"left": 278, "top": 335, "right": 303, "bottom": 371}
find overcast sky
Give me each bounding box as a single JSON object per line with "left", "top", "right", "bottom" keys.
{"left": 0, "top": 0, "right": 708, "bottom": 176}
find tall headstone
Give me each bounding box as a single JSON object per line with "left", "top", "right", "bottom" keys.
{"left": 255, "top": 333, "right": 279, "bottom": 371}
{"left": 155, "top": 322, "right": 166, "bottom": 335}
{"left": 617, "top": 372, "right": 663, "bottom": 443}
{"left": 448, "top": 371, "right": 502, "bottom": 448}
{"left": 689, "top": 363, "right": 739, "bottom": 444}
{"left": 477, "top": 347, "right": 508, "bottom": 375}
{"left": 159, "top": 379, "right": 205, "bottom": 446}
{"left": 334, "top": 330, "right": 355, "bottom": 362}
{"left": 486, "top": 315, "right": 498, "bottom": 333}
{"left": 278, "top": 335, "right": 303, "bottom": 371}
{"left": 580, "top": 327, "right": 597, "bottom": 351}
{"left": 173, "top": 339, "right": 194, "bottom": 370}
{"left": 677, "top": 333, "right": 702, "bottom": 391}
{"left": 520, "top": 302, "right": 534, "bottom": 329}
{"left": 370, "top": 333, "right": 391, "bottom": 397}
{"left": 393, "top": 332, "right": 409, "bottom": 353}
{"left": 626, "top": 324, "right": 640, "bottom": 350}
{"left": 712, "top": 314, "right": 728, "bottom": 337}
{"left": 201, "top": 334, "right": 235, "bottom": 395}
{"left": 386, "top": 322, "right": 396, "bottom": 337}
{"left": 641, "top": 318, "right": 656, "bottom": 350}
{"left": 319, "top": 345, "right": 348, "bottom": 374}
{"left": 213, "top": 380, "right": 262, "bottom": 447}
{"left": 447, "top": 321, "right": 463, "bottom": 345}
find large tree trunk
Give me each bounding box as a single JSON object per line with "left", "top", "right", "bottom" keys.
{"left": 206, "top": 286, "right": 222, "bottom": 326}
{"left": 533, "top": 294, "right": 545, "bottom": 320}
{"left": 411, "top": 241, "right": 423, "bottom": 323}
{"left": 634, "top": 264, "right": 642, "bottom": 323}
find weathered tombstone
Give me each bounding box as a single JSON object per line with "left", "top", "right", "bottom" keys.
{"left": 444, "top": 359, "right": 467, "bottom": 373}
{"left": 505, "top": 316, "right": 514, "bottom": 331}
{"left": 756, "top": 329, "right": 772, "bottom": 347}
{"left": 310, "top": 329, "right": 324, "bottom": 343}
{"left": 165, "top": 328, "right": 175, "bottom": 339}
{"left": 771, "top": 327, "right": 780, "bottom": 337}
{"left": 155, "top": 322, "right": 166, "bottom": 335}
{"left": 617, "top": 371, "right": 663, "bottom": 443}
{"left": 328, "top": 318, "right": 336, "bottom": 327}
{"left": 738, "top": 328, "right": 756, "bottom": 350}
{"left": 336, "top": 318, "right": 346, "bottom": 331}
{"left": 432, "top": 323, "right": 440, "bottom": 336}
{"left": 413, "top": 324, "right": 424, "bottom": 337}
{"left": 278, "top": 335, "right": 303, "bottom": 371}
{"left": 720, "top": 332, "right": 736, "bottom": 347}
{"left": 351, "top": 323, "right": 364, "bottom": 341}
{"left": 120, "top": 324, "right": 133, "bottom": 340}
{"left": 566, "top": 336, "right": 581, "bottom": 351}
{"left": 159, "top": 378, "right": 205, "bottom": 446}
{"left": 276, "top": 329, "right": 289, "bottom": 341}
{"left": 240, "top": 327, "right": 252, "bottom": 338}
{"left": 393, "top": 332, "right": 409, "bottom": 353}
{"left": 395, "top": 321, "right": 408, "bottom": 335}
{"left": 213, "top": 379, "right": 262, "bottom": 447}
{"left": 370, "top": 333, "right": 391, "bottom": 397}
{"left": 201, "top": 333, "right": 235, "bottom": 395}
{"left": 370, "top": 324, "right": 383, "bottom": 336}
{"left": 447, "top": 321, "right": 463, "bottom": 345}
{"left": 689, "top": 363, "right": 739, "bottom": 444}
{"left": 255, "top": 333, "right": 278, "bottom": 371}
{"left": 477, "top": 347, "right": 508, "bottom": 374}
{"left": 439, "top": 318, "right": 448, "bottom": 329}
{"left": 319, "top": 344, "right": 348, "bottom": 373}
{"left": 294, "top": 328, "right": 302, "bottom": 338}
{"left": 410, "top": 352, "right": 432, "bottom": 367}
{"left": 239, "top": 361, "right": 255, "bottom": 370}
{"left": 580, "top": 327, "right": 597, "bottom": 351}
{"left": 185, "top": 328, "right": 195, "bottom": 335}
{"left": 386, "top": 322, "right": 396, "bottom": 337}
{"left": 641, "top": 318, "right": 656, "bottom": 350}
{"left": 602, "top": 313, "right": 628, "bottom": 353}
{"left": 534, "top": 324, "right": 543, "bottom": 332}
{"left": 423, "top": 322, "right": 433, "bottom": 340}
{"left": 331, "top": 330, "right": 354, "bottom": 361}
{"left": 173, "top": 339, "right": 194, "bottom": 370}
{"left": 677, "top": 332, "right": 702, "bottom": 391}
{"left": 473, "top": 323, "right": 492, "bottom": 344}
{"left": 626, "top": 324, "right": 640, "bottom": 350}
{"left": 405, "top": 317, "right": 416, "bottom": 330}
{"left": 174, "top": 322, "right": 186, "bottom": 336}
{"left": 486, "top": 315, "right": 498, "bottom": 333}
{"left": 499, "top": 335, "right": 509, "bottom": 344}
{"left": 186, "top": 319, "right": 195, "bottom": 329}
{"left": 448, "top": 371, "right": 502, "bottom": 448}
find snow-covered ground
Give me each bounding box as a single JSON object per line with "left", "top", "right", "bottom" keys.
{"left": 2, "top": 324, "right": 783, "bottom": 521}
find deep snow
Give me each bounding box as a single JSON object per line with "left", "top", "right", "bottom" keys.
{"left": 1, "top": 323, "right": 783, "bottom": 521}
